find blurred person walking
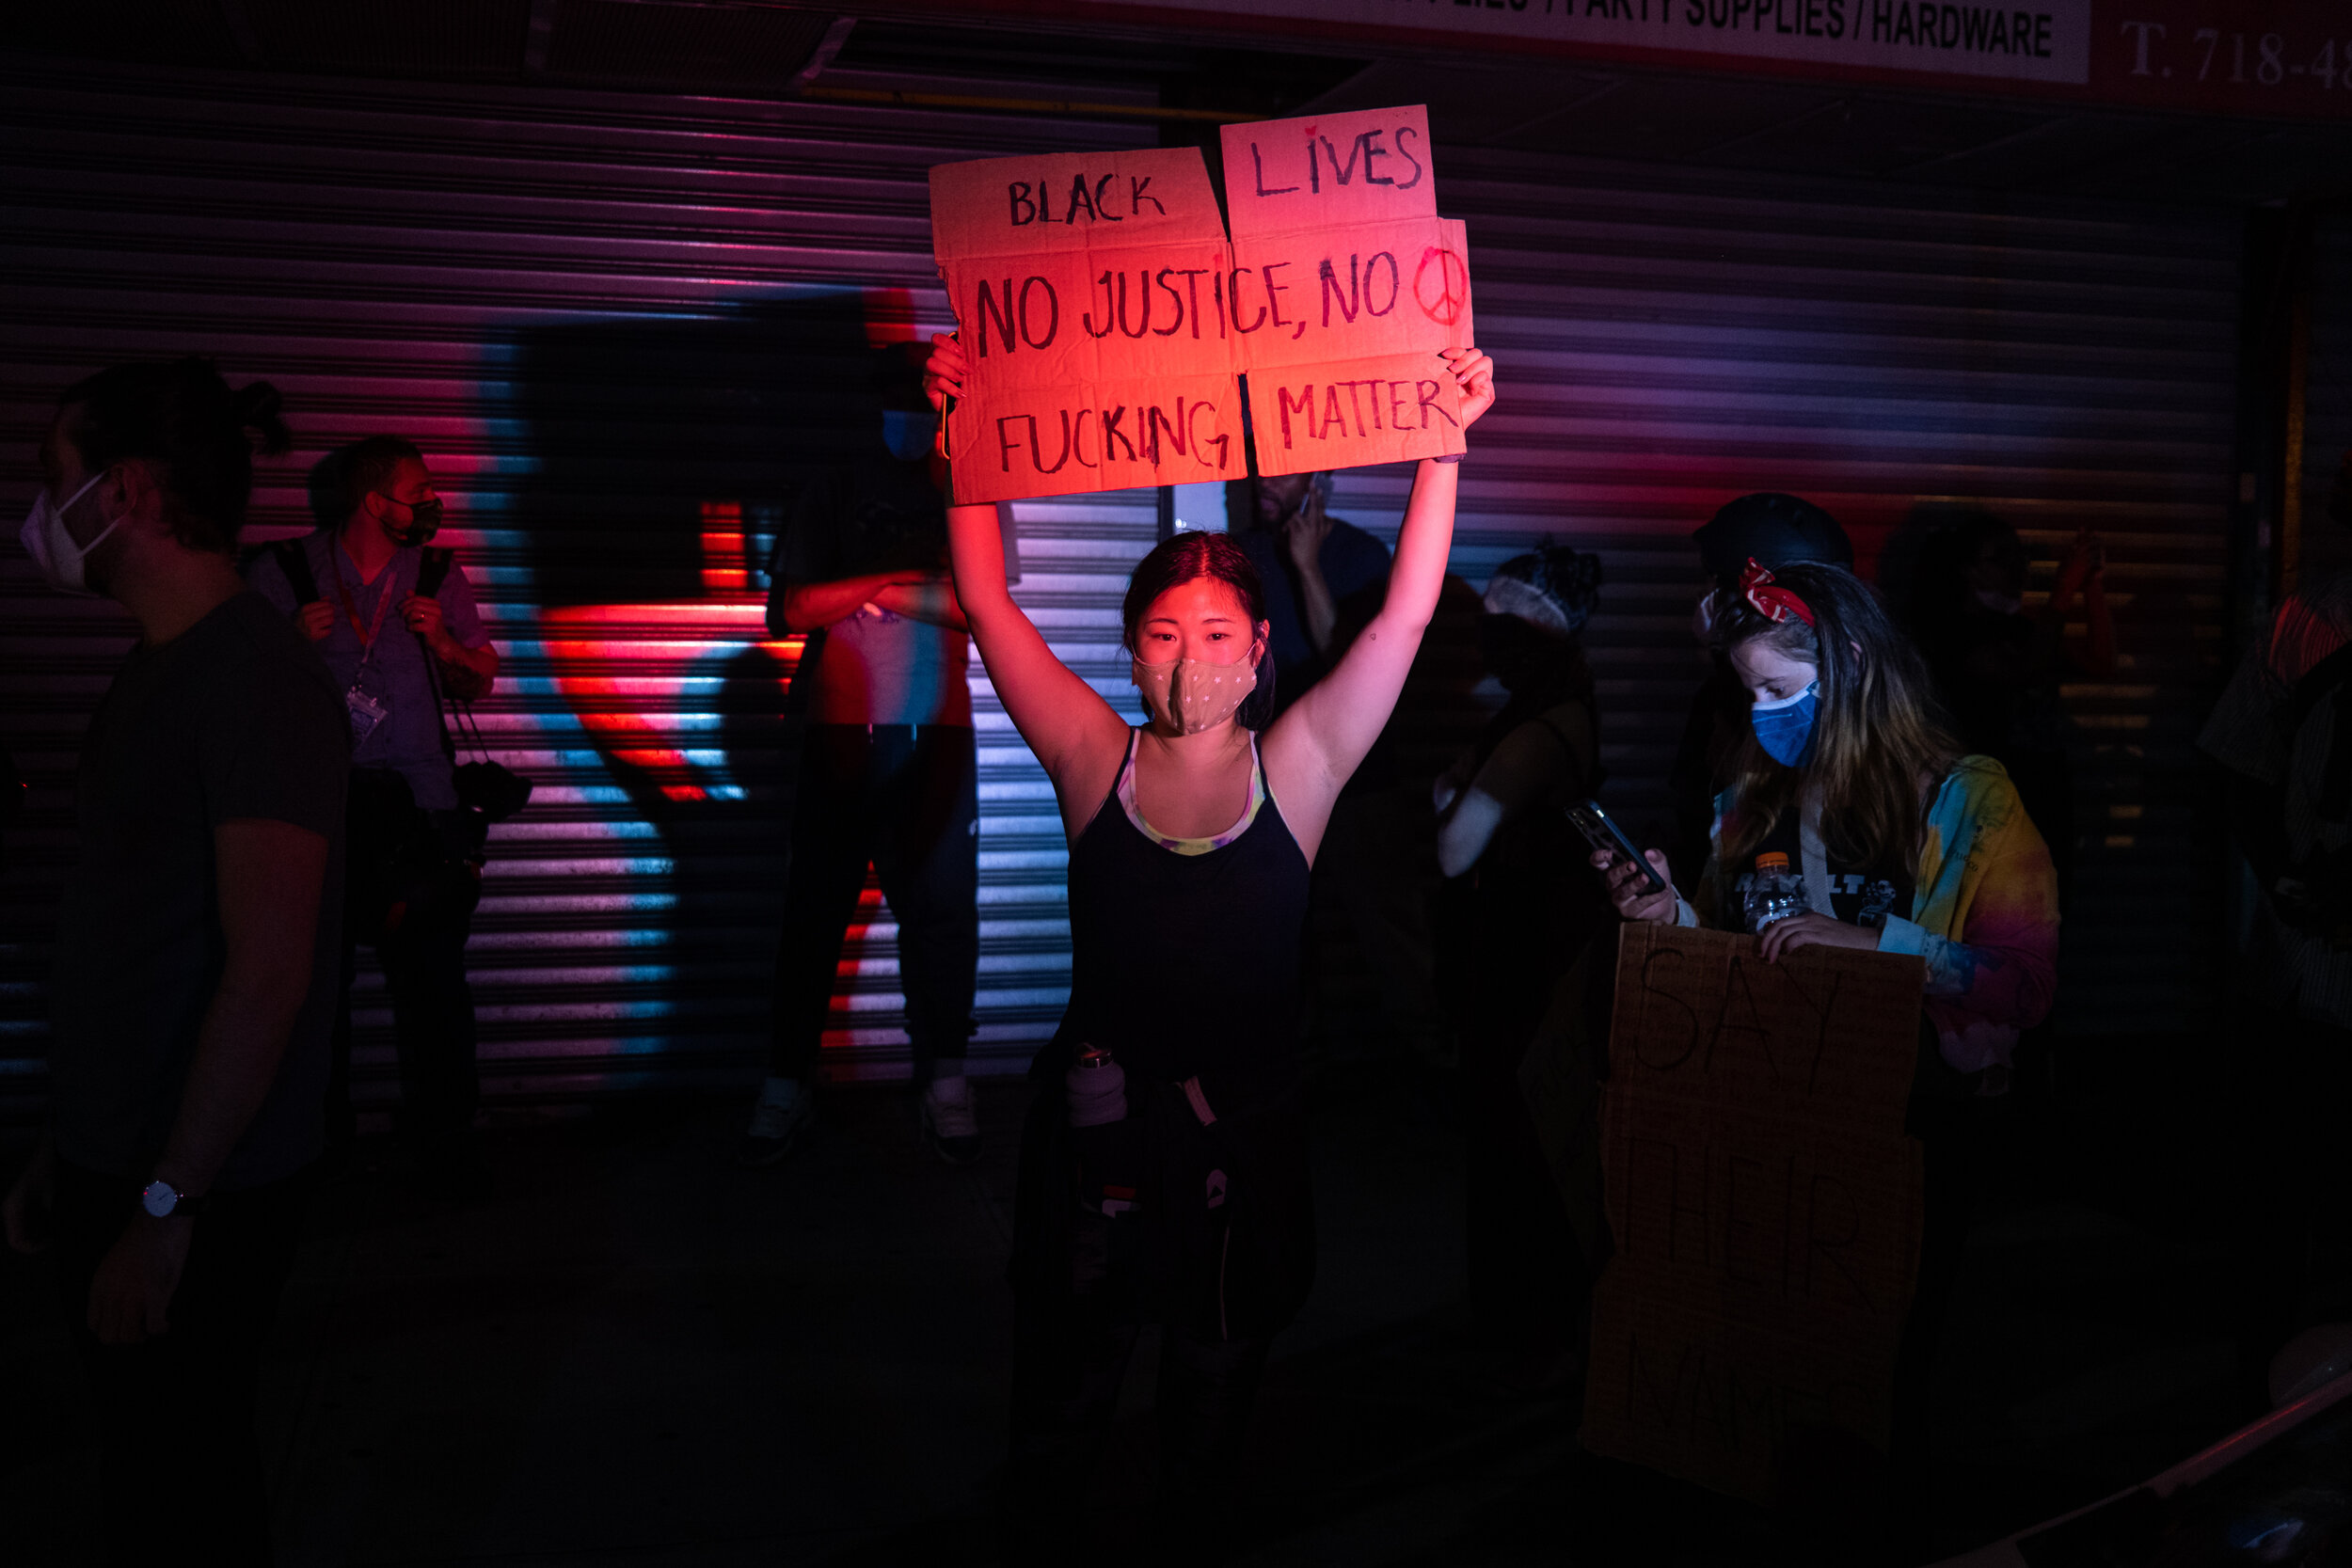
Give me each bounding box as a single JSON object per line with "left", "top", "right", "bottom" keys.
{"left": 3, "top": 358, "right": 345, "bottom": 1563}
{"left": 749, "top": 345, "right": 980, "bottom": 1166}
{"left": 249, "top": 436, "right": 500, "bottom": 1194}
{"left": 1597, "top": 560, "right": 2058, "bottom": 1513}
{"left": 925, "top": 333, "right": 1495, "bottom": 1559}
{"left": 1432, "top": 545, "right": 1609, "bottom": 1385}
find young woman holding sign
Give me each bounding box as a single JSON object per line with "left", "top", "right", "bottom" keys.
{"left": 1596, "top": 559, "right": 2059, "bottom": 1507}
{"left": 921, "top": 332, "right": 1493, "bottom": 1555}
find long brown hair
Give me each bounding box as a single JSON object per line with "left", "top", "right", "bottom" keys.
{"left": 1714, "top": 562, "right": 1959, "bottom": 873}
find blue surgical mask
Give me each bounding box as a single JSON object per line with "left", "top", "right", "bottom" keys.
{"left": 881, "top": 410, "right": 937, "bottom": 461}
{"left": 1750, "top": 680, "right": 1819, "bottom": 768}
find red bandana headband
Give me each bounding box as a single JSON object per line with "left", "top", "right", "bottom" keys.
{"left": 1739, "top": 558, "right": 1817, "bottom": 628}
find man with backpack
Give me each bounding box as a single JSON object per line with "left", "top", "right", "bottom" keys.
{"left": 2201, "top": 455, "right": 2352, "bottom": 1405}
{"left": 248, "top": 436, "right": 501, "bottom": 1193}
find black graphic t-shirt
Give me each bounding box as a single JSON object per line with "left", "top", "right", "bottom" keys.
{"left": 1734, "top": 811, "right": 1915, "bottom": 929}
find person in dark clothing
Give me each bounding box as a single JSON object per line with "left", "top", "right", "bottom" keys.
{"left": 1432, "top": 545, "right": 1609, "bottom": 1386}
{"left": 248, "top": 436, "right": 501, "bottom": 1192}
{"left": 3, "top": 357, "right": 346, "bottom": 1564}
{"left": 1231, "top": 470, "right": 1449, "bottom": 1062}
{"left": 1896, "top": 506, "right": 2113, "bottom": 903}
{"left": 1667, "top": 493, "right": 1853, "bottom": 887}
{"left": 1227, "top": 470, "right": 1391, "bottom": 701}
{"left": 925, "top": 333, "right": 1496, "bottom": 1559}
{"left": 747, "top": 343, "right": 980, "bottom": 1167}
{"left": 2201, "top": 511, "right": 2352, "bottom": 1408}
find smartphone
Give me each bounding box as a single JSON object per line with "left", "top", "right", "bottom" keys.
{"left": 1565, "top": 800, "right": 1669, "bottom": 899}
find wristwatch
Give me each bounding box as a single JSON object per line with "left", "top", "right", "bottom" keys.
{"left": 139, "top": 1179, "right": 207, "bottom": 1220}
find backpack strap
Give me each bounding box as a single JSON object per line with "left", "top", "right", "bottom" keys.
{"left": 271, "top": 539, "right": 320, "bottom": 606}
{"left": 415, "top": 546, "right": 455, "bottom": 600}
{"left": 411, "top": 546, "right": 460, "bottom": 765}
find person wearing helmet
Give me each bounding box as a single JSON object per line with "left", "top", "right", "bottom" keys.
{"left": 1666, "top": 493, "right": 1853, "bottom": 886}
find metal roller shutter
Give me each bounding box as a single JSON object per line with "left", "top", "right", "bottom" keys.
{"left": 0, "top": 55, "right": 1158, "bottom": 1116}
{"left": 0, "top": 57, "right": 2241, "bottom": 1123}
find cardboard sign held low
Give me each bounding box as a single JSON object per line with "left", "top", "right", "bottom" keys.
{"left": 1581, "top": 924, "right": 1927, "bottom": 1506}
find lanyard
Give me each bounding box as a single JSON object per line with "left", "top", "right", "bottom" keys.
{"left": 326, "top": 545, "right": 399, "bottom": 678}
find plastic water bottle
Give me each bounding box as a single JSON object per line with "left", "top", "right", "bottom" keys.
{"left": 1742, "top": 850, "right": 1807, "bottom": 933}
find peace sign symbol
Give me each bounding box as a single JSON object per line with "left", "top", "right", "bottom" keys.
{"left": 1413, "top": 245, "right": 1469, "bottom": 326}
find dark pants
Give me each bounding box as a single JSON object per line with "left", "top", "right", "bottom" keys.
{"left": 770, "top": 724, "right": 977, "bottom": 1083}
{"left": 328, "top": 769, "right": 481, "bottom": 1148}
{"left": 2226, "top": 1005, "right": 2352, "bottom": 1393}
{"left": 1889, "top": 1082, "right": 2006, "bottom": 1514}
{"left": 1005, "top": 1294, "right": 1268, "bottom": 1560}
{"left": 51, "top": 1159, "right": 311, "bottom": 1566}
{"left": 1462, "top": 1024, "right": 1588, "bottom": 1358}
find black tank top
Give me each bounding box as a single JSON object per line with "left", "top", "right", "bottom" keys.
{"left": 1060, "top": 731, "right": 1311, "bottom": 1094}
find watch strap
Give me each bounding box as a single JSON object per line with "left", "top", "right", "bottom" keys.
{"left": 142, "top": 1179, "right": 209, "bottom": 1219}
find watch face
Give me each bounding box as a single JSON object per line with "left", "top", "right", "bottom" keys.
{"left": 140, "top": 1180, "right": 177, "bottom": 1218}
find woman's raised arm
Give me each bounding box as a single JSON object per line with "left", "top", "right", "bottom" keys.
{"left": 926, "top": 335, "right": 1130, "bottom": 836}
{"left": 1265, "top": 346, "right": 1496, "bottom": 859}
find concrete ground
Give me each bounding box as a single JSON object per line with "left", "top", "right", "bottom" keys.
{"left": 0, "top": 1046, "right": 2251, "bottom": 1566}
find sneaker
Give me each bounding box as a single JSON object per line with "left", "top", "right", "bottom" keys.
{"left": 740, "top": 1085, "right": 814, "bottom": 1168}
{"left": 921, "top": 1075, "right": 981, "bottom": 1167}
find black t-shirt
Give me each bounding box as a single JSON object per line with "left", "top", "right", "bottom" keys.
{"left": 49, "top": 592, "right": 348, "bottom": 1191}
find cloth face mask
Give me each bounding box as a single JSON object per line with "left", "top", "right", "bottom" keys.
{"left": 20, "top": 471, "right": 124, "bottom": 596}
{"left": 381, "top": 495, "right": 444, "bottom": 546}
{"left": 1132, "top": 653, "right": 1260, "bottom": 736}
{"left": 1974, "top": 587, "right": 2023, "bottom": 616}
{"left": 1750, "top": 679, "right": 1820, "bottom": 768}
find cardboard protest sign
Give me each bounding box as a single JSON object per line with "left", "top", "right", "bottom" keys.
{"left": 1581, "top": 924, "right": 1926, "bottom": 1506}
{"left": 930, "top": 147, "right": 1242, "bottom": 503}
{"left": 1221, "top": 106, "right": 1470, "bottom": 476}
{"left": 927, "top": 104, "right": 1473, "bottom": 499}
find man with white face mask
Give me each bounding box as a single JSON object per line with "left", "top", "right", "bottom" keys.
{"left": 2, "top": 357, "right": 346, "bottom": 1562}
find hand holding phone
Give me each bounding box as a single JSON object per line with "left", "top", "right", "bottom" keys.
{"left": 1565, "top": 800, "right": 1677, "bottom": 921}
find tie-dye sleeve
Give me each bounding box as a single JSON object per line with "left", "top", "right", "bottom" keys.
{"left": 1878, "top": 762, "right": 2061, "bottom": 1072}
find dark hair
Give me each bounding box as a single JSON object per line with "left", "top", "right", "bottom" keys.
{"left": 335, "top": 435, "right": 426, "bottom": 515}
{"left": 1692, "top": 492, "right": 1852, "bottom": 585}
{"left": 1487, "top": 543, "right": 1603, "bottom": 636}
{"left": 56, "top": 356, "right": 291, "bottom": 555}
{"left": 1120, "top": 531, "right": 1278, "bottom": 729}
{"left": 1714, "top": 562, "right": 1959, "bottom": 874}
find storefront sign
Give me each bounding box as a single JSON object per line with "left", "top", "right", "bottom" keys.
{"left": 920, "top": 0, "right": 2352, "bottom": 120}
{"left": 1113, "top": 0, "right": 2090, "bottom": 85}
{"left": 930, "top": 104, "right": 1471, "bottom": 500}
{"left": 1581, "top": 924, "right": 1926, "bottom": 1504}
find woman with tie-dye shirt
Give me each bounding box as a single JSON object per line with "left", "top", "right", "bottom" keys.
{"left": 1595, "top": 557, "right": 2059, "bottom": 1500}
{"left": 1597, "top": 558, "right": 2060, "bottom": 1082}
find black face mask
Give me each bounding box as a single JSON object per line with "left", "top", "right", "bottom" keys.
{"left": 381, "top": 494, "right": 443, "bottom": 546}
